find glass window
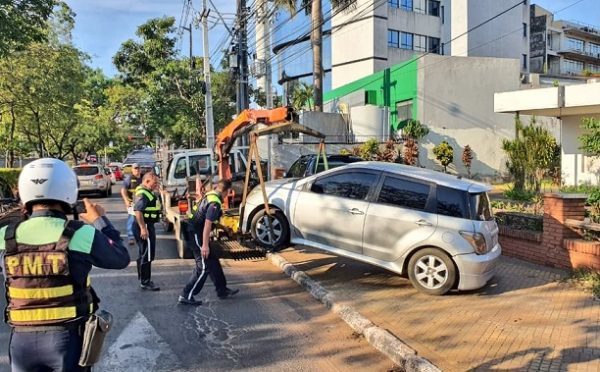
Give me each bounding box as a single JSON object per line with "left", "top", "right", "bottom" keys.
{"left": 311, "top": 172, "right": 377, "bottom": 200}
{"left": 74, "top": 167, "right": 99, "bottom": 176}
{"left": 567, "top": 37, "right": 584, "bottom": 52}
{"left": 441, "top": 5, "right": 444, "bottom": 23}
{"left": 469, "top": 192, "right": 493, "bottom": 221}
{"left": 401, "top": 32, "right": 414, "bottom": 50}
{"left": 413, "top": 0, "right": 426, "bottom": 13}
{"left": 397, "top": 100, "right": 413, "bottom": 122}
{"left": 428, "top": 0, "right": 440, "bottom": 16}
{"left": 414, "top": 34, "right": 427, "bottom": 52}
{"left": 587, "top": 42, "right": 600, "bottom": 56}
{"left": 588, "top": 63, "right": 600, "bottom": 73}
{"left": 377, "top": 177, "right": 430, "bottom": 210}
{"left": 563, "top": 59, "right": 584, "bottom": 74}
{"left": 388, "top": 29, "right": 400, "bottom": 48}
{"left": 189, "top": 154, "right": 211, "bottom": 177}
{"left": 523, "top": 23, "right": 527, "bottom": 37}
{"left": 401, "top": 0, "right": 413, "bottom": 11}
{"left": 287, "top": 158, "right": 309, "bottom": 178}
{"left": 436, "top": 186, "right": 468, "bottom": 218}
{"left": 428, "top": 37, "right": 441, "bottom": 53}
{"left": 388, "top": 0, "right": 399, "bottom": 8}
{"left": 173, "top": 157, "right": 187, "bottom": 179}
{"left": 522, "top": 54, "right": 527, "bottom": 69}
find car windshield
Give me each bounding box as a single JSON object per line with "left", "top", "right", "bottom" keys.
{"left": 74, "top": 167, "right": 99, "bottom": 176}
{"left": 469, "top": 192, "right": 493, "bottom": 221}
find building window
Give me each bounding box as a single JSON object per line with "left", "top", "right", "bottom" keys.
{"left": 523, "top": 23, "right": 527, "bottom": 37}
{"left": 563, "top": 59, "right": 584, "bottom": 74}
{"left": 388, "top": 29, "right": 400, "bottom": 48}
{"left": 587, "top": 63, "right": 600, "bottom": 73}
{"left": 414, "top": 34, "right": 427, "bottom": 52}
{"left": 587, "top": 42, "right": 600, "bottom": 57}
{"left": 428, "top": 37, "right": 441, "bottom": 53}
{"left": 441, "top": 5, "right": 444, "bottom": 23}
{"left": 396, "top": 100, "right": 413, "bottom": 123}
{"left": 401, "top": 32, "right": 414, "bottom": 50}
{"left": 401, "top": 0, "right": 413, "bottom": 11}
{"left": 413, "top": 0, "right": 426, "bottom": 14}
{"left": 388, "top": 0, "right": 400, "bottom": 8}
{"left": 428, "top": 0, "right": 440, "bottom": 16}
{"left": 522, "top": 54, "right": 527, "bottom": 69}
{"left": 567, "top": 37, "right": 584, "bottom": 52}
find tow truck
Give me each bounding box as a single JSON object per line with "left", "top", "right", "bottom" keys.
{"left": 161, "top": 106, "right": 328, "bottom": 258}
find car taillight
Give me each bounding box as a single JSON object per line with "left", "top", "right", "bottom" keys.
{"left": 178, "top": 200, "right": 189, "bottom": 214}
{"left": 95, "top": 174, "right": 103, "bottom": 180}
{"left": 459, "top": 231, "right": 488, "bottom": 255}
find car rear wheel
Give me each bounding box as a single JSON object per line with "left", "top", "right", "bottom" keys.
{"left": 251, "top": 209, "right": 289, "bottom": 251}
{"left": 408, "top": 248, "right": 456, "bottom": 296}
{"left": 103, "top": 185, "right": 110, "bottom": 198}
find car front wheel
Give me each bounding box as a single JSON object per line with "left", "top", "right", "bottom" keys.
{"left": 408, "top": 248, "right": 456, "bottom": 295}
{"left": 250, "top": 209, "right": 290, "bottom": 251}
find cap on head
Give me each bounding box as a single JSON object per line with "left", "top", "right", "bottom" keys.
{"left": 132, "top": 163, "right": 140, "bottom": 169}
{"left": 18, "top": 158, "right": 78, "bottom": 208}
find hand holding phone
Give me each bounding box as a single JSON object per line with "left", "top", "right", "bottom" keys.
{"left": 79, "top": 199, "right": 104, "bottom": 224}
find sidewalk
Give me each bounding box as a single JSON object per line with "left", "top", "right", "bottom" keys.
{"left": 276, "top": 247, "right": 600, "bottom": 372}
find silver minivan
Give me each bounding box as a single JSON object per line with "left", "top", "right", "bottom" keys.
{"left": 241, "top": 162, "right": 501, "bottom": 295}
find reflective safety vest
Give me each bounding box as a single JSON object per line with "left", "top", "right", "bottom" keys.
{"left": 3, "top": 221, "right": 95, "bottom": 327}
{"left": 188, "top": 190, "right": 222, "bottom": 218}
{"left": 135, "top": 186, "right": 162, "bottom": 223}
{"left": 126, "top": 176, "right": 142, "bottom": 202}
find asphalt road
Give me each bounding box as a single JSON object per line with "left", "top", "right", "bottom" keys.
{"left": 0, "top": 183, "right": 394, "bottom": 372}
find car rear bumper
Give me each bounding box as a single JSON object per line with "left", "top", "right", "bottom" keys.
{"left": 79, "top": 181, "right": 108, "bottom": 192}
{"left": 455, "top": 243, "right": 501, "bottom": 291}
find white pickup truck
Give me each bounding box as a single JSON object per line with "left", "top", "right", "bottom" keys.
{"left": 160, "top": 147, "right": 250, "bottom": 258}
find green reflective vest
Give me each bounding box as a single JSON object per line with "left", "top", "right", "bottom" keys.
{"left": 188, "top": 191, "right": 222, "bottom": 220}
{"left": 135, "top": 186, "right": 162, "bottom": 223}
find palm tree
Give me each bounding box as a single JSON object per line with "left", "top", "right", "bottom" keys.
{"left": 291, "top": 82, "right": 314, "bottom": 111}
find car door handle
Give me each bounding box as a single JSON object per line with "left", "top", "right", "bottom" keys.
{"left": 347, "top": 208, "right": 365, "bottom": 215}
{"left": 415, "top": 219, "right": 433, "bottom": 227}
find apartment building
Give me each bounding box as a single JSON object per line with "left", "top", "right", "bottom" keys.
{"left": 530, "top": 4, "right": 600, "bottom": 76}
{"left": 331, "top": 0, "right": 530, "bottom": 89}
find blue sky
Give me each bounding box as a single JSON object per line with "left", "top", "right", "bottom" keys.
{"left": 67, "top": 0, "right": 599, "bottom": 80}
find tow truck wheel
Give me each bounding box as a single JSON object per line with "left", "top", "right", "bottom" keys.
{"left": 251, "top": 209, "right": 289, "bottom": 251}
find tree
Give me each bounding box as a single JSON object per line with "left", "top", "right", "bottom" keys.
{"left": 291, "top": 82, "right": 314, "bottom": 111}
{"left": 402, "top": 119, "right": 429, "bottom": 166}
{"left": 433, "top": 141, "right": 454, "bottom": 173}
{"left": 0, "top": 0, "right": 57, "bottom": 57}
{"left": 580, "top": 117, "right": 600, "bottom": 156}
{"left": 462, "top": 145, "right": 474, "bottom": 178}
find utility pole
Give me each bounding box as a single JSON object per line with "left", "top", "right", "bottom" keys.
{"left": 201, "top": 2, "right": 215, "bottom": 150}
{"left": 236, "top": 0, "right": 250, "bottom": 114}
{"left": 311, "top": 0, "right": 323, "bottom": 112}
{"left": 256, "top": 0, "right": 272, "bottom": 108}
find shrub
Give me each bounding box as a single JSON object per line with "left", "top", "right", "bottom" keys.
{"left": 0, "top": 168, "right": 21, "bottom": 197}
{"left": 403, "top": 138, "right": 418, "bottom": 166}
{"left": 433, "top": 141, "right": 454, "bottom": 172}
{"left": 462, "top": 145, "right": 474, "bottom": 178}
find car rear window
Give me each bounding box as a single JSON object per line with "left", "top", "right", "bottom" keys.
{"left": 436, "top": 186, "right": 469, "bottom": 218}
{"left": 377, "top": 177, "right": 430, "bottom": 210}
{"left": 74, "top": 167, "right": 99, "bottom": 176}
{"left": 469, "top": 192, "right": 494, "bottom": 221}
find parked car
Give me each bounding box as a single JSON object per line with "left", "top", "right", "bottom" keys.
{"left": 108, "top": 163, "right": 123, "bottom": 181}
{"left": 285, "top": 154, "right": 363, "bottom": 178}
{"left": 105, "top": 167, "right": 116, "bottom": 185}
{"left": 241, "top": 161, "right": 501, "bottom": 295}
{"left": 73, "top": 164, "right": 113, "bottom": 197}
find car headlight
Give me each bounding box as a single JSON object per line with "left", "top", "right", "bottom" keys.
{"left": 459, "top": 231, "right": 488, "bottom": 255}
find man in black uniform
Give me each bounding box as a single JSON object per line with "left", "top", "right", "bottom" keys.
{"left": 178, "top": 179, "right": 239, "bottom": 305}
{"left": 0, "top": 158, "right": 130, "bottom": 372}
{"left": 133, "top": 171, "right": 161, "bottom": 291}
{"left": 121, "top": 163, "right": 143, "bottom": 245}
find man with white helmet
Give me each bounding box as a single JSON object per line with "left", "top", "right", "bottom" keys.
{"left": 0, "top": 158, "right": 130, "bottom": 371}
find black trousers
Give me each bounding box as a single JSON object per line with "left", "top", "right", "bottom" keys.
{"left": 181, "top": 231, "right": 227, "bottom": 299}
{"left": 10, "top": 328, "right": 90, "bottom": 372}
{"left": 133, "top": 222, "right": 156, "bottom": 284}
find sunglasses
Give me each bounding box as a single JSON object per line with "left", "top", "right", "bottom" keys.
{"left": 133, "top": 167, "right": 140, "bottom": 169}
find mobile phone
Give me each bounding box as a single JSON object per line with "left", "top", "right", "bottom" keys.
{"left": 74, "top": 200, "right": 86, "bottom": 214}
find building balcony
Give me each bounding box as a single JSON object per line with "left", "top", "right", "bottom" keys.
{"left": 557, "top": 48, "right": 600, "bottom": 64}
{"left": 563, "top": 21, "right": 600, "bottom": 43}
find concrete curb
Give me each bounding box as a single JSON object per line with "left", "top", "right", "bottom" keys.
{"left": 267, "top": 252, "right": 441, "bottom": 372}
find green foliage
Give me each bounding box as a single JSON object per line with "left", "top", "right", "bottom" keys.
{"left": 433, "top": 141, "right": 454, "bottom": 172}
{"left": 568, "top": 269, "right": 600, "bottom": 298}
{"left": 559, "top": 184, "right": 598, "bottom": 194}
{"left": 0, "top": 169, "right": 21, "bottom": 191}
{"left": 579, "top": 117, "right": 600, "bottom": 157}
{"left": 502, "top": 116, "right": 559, "bottom": 193}
{"left": 0, "top": 0, "right": 56, "bottom": 57}
{"left": 586, "top": 189, "right": 600, "bottom": 224}
{"left": 402, "top": 119, "right": 429, "bottom": 140}
{"left": 359, "top": 138, "right": 379, "bottom": 160}
{"left": 291, "top": 82, "right": 314, "bottom": 111}
{"left": 503, "top": 186, "right": 537, "bottom": 202}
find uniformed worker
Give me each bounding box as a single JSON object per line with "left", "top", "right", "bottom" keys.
{"left": 0, "top": 158, "right": 130, "bottom": 372}
{"left": 121, "top": 163, "right": 143, "bottom": 245}
{"left": 133, "top": 171, "right": 161, "bottom": 291}
{"left": 178, "top": 179, "right": 238, "bottom": 306}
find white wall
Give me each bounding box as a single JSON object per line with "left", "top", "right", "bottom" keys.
{"left": 418, "top": 55, "right": 522, "bottom": 178}
{"left": 561, "top": 114, "right": 600, "bottom": 186}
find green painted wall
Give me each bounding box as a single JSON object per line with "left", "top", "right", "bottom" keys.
{"left": 324, "top": 58, "right": 419, "bottom": 130}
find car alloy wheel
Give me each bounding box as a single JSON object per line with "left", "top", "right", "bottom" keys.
{"left": 255, "top": 215, "right": 282, "bottom": 246}
{"left": 413, "top": 255, "right": 449, "bottom": 290}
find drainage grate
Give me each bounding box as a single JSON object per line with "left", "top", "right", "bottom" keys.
{"left": 214, "top": 239, "right": 267, "bottom": 261}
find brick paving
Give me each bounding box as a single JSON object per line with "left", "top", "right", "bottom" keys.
{"left": 277, "top": 248, "right": 600, "bottom": 372}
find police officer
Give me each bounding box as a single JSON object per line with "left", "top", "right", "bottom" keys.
{"left": 178, "top": 179, "right": 238, "bottom": 305}
{"left": 133, "top": 171, "right": 161, "bottom": 291}
{"left": 121, "top": 163, "right": 143, "bottom": 245}
{"left": 0, "top": 158, "right": 130, "bottom": 372}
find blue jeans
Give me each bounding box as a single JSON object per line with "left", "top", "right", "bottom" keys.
{"left": 127, "top": 214, "right": 135, "bottom": 239}
{"left": 10, "top": 328, "right": 90, "bottom": 372}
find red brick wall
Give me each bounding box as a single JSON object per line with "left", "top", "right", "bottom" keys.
{"left": 498, "top": 193, "right": 600, "bottom": 271}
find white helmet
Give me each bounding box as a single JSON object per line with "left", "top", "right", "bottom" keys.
{"left": 18, "top": 158, "right": 78, "bottom": 208}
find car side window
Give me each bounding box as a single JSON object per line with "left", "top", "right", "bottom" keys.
{"left": 189, "top": 155, "right": 211, "bottom": 177}
{"left": 174, "top": 157, "right": 187, "bottom": 179}
{"left": 288, "top": 158, "right": 308, "bottom": 178}
{"left": 377, "top": 176, "right": 430, "bottom": 210}
{"left": 311, "top": 172, "right": 376, "bottom": 200}
{"left": 436, "top": 186, "right": 468, "bottom": 218}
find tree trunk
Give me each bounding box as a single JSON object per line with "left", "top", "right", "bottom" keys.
{"left": 8, "top": 103, "right": 16, "bottom": 168}
{"left": 311, "top": 0, "right": 323, "bottom": 112}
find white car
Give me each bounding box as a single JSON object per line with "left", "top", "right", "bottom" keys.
{"left": 73, "top": 164, "right": 113, "bottom": 197}
{"left": 241, "top": 161, "right": 501, "bottom": 295}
